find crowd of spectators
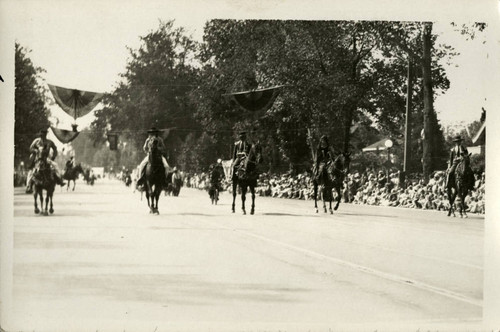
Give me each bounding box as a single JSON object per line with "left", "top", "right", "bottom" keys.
{"left": 184, "top": 168, "right": 485, "bottom": 215}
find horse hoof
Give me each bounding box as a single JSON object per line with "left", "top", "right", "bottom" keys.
{"left": 49, "top": 209, "right": 54, "bottom": 214}
{"left": 250, "top": 210, "right": 254, "bottom": 215}
{"left": 330, "top": 210, "right": 333, "bottom": 215}
{"left": 43, "top": 211, "right": 48, "bottom": 216}
{"left": 242, "top": 210, "right": 246, "bottom": 215}
{"left": 315, "top": 209, "right": 318, "bottom": 214}
{"left": 334, "top": 206, "right": 339, "bottom": 211}
{"left": 35, "top": 208, "right": 40, "bottom": 214}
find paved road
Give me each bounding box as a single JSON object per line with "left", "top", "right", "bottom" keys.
{"left": 11, "top": 179, "right": 484, "bottom": 331}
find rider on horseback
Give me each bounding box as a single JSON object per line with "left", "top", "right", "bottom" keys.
{"left": 64, "top": 156, "right": 74, "bottom": 177}
{"left": 26, "top": 128, "right": 65, "bottom": 193}
{"left": 136, "top": 127, "right": 170, "bottom": 189}
{"left": 232, "top": 131, "right": 251, "bottom": 179}
{"left": 314, "top": 135, "right": 336, "bottom": 181}
{"left": 446, "top": 135, "right": 473, "bottom": 190}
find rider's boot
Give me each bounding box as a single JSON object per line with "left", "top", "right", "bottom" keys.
{"left": 136, "top": 169, "right": 146, "bottom": 189}
{"left": 25, "top": 179, "right": 33, "bottom": 194}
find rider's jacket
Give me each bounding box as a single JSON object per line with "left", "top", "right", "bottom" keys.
{"left": 143, "top": 136, "right": 166, "bottom": 155}
{"left": 315, "top": 146, "right": 335, "bottom": 167}
{"left": 232, "top": 140, "right": 251, "bottom": 161}
{"left": 210, "top": 165, "right": 223, "bottom": 183}
{"left": 30, "top": 137, "right": 58, "bottom": 161}
{"left": 449, "top": 145, "right": 469, "bottom": 166}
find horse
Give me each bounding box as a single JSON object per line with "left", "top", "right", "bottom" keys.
{"left": 313, "top": 153, "right": 350, "bottom": 214}
{"left": 231, "top": 142, "right": 263, "bottom": 215}
{"left": 144, "top": 139, "right": 166, "bottom": 214}
{"left": 447, "top": 153, "right": 475, "bottom": 218}
{"left": 63, "top": 163, "right": 84, "bottom": 191}
{"left": 32, "top": 151, "right": 57, "bottom": 216}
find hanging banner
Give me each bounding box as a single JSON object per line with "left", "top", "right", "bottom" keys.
{"left": 224, "top": 85, "right": 284, "bottom": 113}
{"left": 48, "top": 84, "right": 103, "bottom": 119}
{"left": 50, "top": 126, "right": 80, "bottom": 144}
{"left": 107, "top": 133, "right": 118, "bottom": 151}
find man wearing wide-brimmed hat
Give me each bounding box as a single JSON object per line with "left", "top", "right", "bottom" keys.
{"left": 26, "top": 128, "right": 65, "bottom": 193}
{"left": 136, "top": 127, "right": 170, "bottom": 188}
{"left": 446, "top": 135, "right": 469, "bottom": 188}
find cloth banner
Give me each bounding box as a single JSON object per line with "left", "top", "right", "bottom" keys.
{"left": 50, "top": 126, "right": 80, "bottom": 144}
{"left": 48, "top": 84, "right": 103, "bottom": 119}
{"left": 221, "top": 160, "right": 233, "bottom": 181}
{"left": 224, "top": 85, "right": 283, "bottom": 113}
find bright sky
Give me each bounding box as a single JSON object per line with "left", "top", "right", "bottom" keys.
{"left": 2, "top": 0, "right": 497, "bottom": 131}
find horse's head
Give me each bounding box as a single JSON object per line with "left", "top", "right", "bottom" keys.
{"left": 75, "top": 163, "right": 84, "bottom": 173}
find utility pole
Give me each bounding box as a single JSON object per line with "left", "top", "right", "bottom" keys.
{"left": 403, "top": 58, "right": 413, "bottom": 188}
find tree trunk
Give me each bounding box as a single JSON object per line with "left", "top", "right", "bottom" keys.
{"left": 421, "top": 22, "right": 434, "bottom": 182}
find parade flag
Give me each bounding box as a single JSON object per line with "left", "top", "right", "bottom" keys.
{"left": 224, "top": 85, "right": 283, "bottom": 113}
{"left": 48, "top": 84, "right": 103, "bottom": 121}
{"left": 50, "top": 126, "right": 80, "bottom": 144}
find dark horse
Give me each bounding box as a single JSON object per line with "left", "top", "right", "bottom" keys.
{"left": 145, "top": 139, "right": 166, "bottom": 214}
{"left": 447, "top": 153, "right": 475, "bottom": 218}
{"left": 231, "top": 143, "right": 262, "bottom": 215}
{"left": 313, "top": 153, "right": 350, "bottom": 214}
{"left": 63, "top": 163, "right": 84, "bottom": 191}
{"left": 32, "top": 149, "right": 57, "bottom": 216}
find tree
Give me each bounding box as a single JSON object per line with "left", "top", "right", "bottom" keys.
{"left": 91, "top": 20, "right": 200, "bottom": 167}
{"left": 195, "top": 20, "right": 453, "bottom": 173}
{"left": 14, "top": 42, "right": 51, "bottom": 166}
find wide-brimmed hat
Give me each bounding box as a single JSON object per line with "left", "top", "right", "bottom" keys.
{"left": 148, "top": 127, "right": 161, "bottom": 134}
{"left": 452, "top": 135, "right": 463, "bottom": 142}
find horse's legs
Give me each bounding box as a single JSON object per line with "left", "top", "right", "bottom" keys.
{"left": 155, "top": 186, "right": 161, "bottom": 214}
{"left": 334, "top": 187, "right": 341, "bottom": 211}
{"left": 49, "top": 191, "right": 54, "bottom": 214}
{"left": 460, "top": 191, "right": 468, "bottom": 219}
{"left": 313, "top": 182, "right": 319, "bottom": 213}
{"left": 241, "top": 184, "right": 247, "bottom": 215}
{"left": 321, "top": 186, "right": 327, "bottom": 213}
{"left": 327, "top": 187, "right": 333, "bottom": 214}
{"left": 232, "top": 181, "right": 237, "bottom": 213}
{"left": 34, "top": 190, "right": 40, "bottom": 214}
{"left": 72, "top": 180, "right": 76, "bottom": 191}
{"left": 447, "top": 186, "right": 456, "bottom": 217}
{"left": 250, "top": 185, "right": 255, "bottom": 215}
{"left": 145, "top": 188, "right": 152, "bottom": 213}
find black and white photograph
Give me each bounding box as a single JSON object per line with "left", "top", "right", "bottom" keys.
{"left": 1, "top": 0, "right": 500, "bottom": 331}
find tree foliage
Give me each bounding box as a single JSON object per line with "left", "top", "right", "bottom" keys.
{"left": 91, "top": 20, "right": 200, "bottom": 168}
{"left": 90, "top": 20, "right": 459, "bottom": 174}
{"left": 14, "top": 42, "right": 51, "bottom": 166}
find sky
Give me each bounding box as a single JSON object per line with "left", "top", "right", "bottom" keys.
{"left": 2, "top": 0, "right": 497, "bottom": 131}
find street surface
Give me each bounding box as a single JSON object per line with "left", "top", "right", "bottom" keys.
{"left": 11, "top": 179, "right": 484, "bottom": 331}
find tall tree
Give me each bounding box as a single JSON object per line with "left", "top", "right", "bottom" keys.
{"left": 14, "top": 42, "right": 51, "bottom": 166}
{"left": 92, "top": 20, "right": 200, "bottom": 167}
